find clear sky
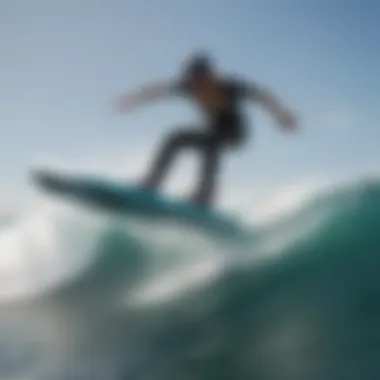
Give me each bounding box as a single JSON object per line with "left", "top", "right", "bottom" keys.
{"left": 1, "top": 0, "right": 379, "bottom": 208}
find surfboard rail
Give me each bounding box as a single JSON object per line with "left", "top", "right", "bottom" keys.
{"left": 31, "top": 169, "right": 243, "bottom": 237}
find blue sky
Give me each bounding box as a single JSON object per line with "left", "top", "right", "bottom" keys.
{"left": 1, "top": 0, "right": 379, "bottom": 207}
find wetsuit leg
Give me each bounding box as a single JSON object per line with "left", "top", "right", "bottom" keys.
{"left": 143, "top": 129, "right": 205, "bottom": 189}
{"left": 192, "top": 137, "right": 222, "bottom": 205}
{"left": 193, "top": 123, "right": 244, "bottom": 205}
{"left": 144, "top": 127, "right": 238, "bottom": 205}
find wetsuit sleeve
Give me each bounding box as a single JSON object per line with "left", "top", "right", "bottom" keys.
{"left": 231, "top": 78, "right": 260, "bottom": 99}
{"left": 170, "top": 79, "right": 189, "bottom": 96}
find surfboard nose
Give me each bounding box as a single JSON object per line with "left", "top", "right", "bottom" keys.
{"left": 31, "top": 169, "right": 50, "bottom": 186}
{"left": 31, "top": 169, "right": 72, "bottom": 193}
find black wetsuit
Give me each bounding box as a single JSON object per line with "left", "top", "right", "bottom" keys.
{"left": 144, "top": 77, "right": 257, "bottom": 205}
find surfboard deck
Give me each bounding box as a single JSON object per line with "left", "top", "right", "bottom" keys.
{"left": 31, "top": 169, "right": 241, "bottom": 235}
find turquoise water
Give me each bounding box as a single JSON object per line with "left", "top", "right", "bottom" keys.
{"left": 0, "top": 179, "right": 379, "bottom": 379}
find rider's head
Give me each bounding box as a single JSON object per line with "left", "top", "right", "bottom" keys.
{"left": 183, "top": 52, "right": 215, "bottom": 85}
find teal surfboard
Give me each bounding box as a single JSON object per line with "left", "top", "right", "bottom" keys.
{"left": 31, "top": 169, "right": 241, "bottom": 236}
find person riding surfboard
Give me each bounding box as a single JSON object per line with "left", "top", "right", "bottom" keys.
{"left": 115, "top": 53, "right": 298, "bottom": 206}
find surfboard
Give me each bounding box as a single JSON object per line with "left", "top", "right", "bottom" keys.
{"left": 31, "top": 169, "right": 241, "bottom": 236}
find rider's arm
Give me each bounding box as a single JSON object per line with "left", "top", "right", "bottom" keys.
{"left": 245, "top": 83, "right": 298, "bottom": 131}
{"left": 115, "top": 80, "right": 180, "bottom": 112}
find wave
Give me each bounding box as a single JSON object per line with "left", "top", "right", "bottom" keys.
{"left": 0, "top": 178, "right": 379, "bottom": 379}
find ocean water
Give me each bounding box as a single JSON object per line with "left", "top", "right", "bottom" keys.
{"left": 0, "top": 179, "right": 379, "bottom": 380}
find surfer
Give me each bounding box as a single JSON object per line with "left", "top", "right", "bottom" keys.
{"left": 116, "top": 53, "right": 298, "bottom": 205}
